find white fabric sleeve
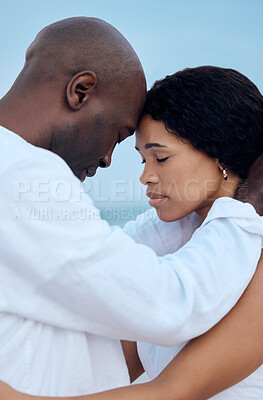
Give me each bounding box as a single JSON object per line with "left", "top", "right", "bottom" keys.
{"left": 123, "top": 208, "right": 201, "bottom": 255}
{"left": 0, "top": 155, "right": 262, "bottom": 346}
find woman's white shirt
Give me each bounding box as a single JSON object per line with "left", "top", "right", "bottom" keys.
{"left": 124, "top": 205, "right": 263, "bottom": 399}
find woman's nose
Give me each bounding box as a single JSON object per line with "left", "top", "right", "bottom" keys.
{"left": 139, "top": 166, "right": 159, "bottom": 185}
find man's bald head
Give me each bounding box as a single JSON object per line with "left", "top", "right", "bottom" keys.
{"left": 23, "top": 17, "right": 144, "bottom": 94}
{"left": 0, "top": 17, "right": 146, "bottom": 181}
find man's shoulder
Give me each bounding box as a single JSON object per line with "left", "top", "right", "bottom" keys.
{"left": 0, "top": 126, "right": 96, "bottom": 211}
{"left": 0, "top": 126, "right": 71, "bottom": 177}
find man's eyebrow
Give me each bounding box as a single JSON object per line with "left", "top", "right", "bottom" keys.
{"left": 135, "top": 143, "right": 168, "bottom": 151}
{"left": 118, "top": 127, "right": 135, "bottom": 144}
{"left": 127, "top": 126, "right": 135, "bottom": 136}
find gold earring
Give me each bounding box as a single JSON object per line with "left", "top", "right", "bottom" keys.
{"left": 223, "top": 168, "right": 228, "bottom": 181}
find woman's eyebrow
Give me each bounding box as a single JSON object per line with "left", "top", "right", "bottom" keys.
{"left": 135, "top": 143, "right": 168, "bottom": 151}
{"left": 145, "top": 143, "right": 168, "bottom": 149}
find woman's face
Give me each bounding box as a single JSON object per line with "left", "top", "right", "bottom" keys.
{"left": 136, "top": 116, "right": 233, "bottom": 222}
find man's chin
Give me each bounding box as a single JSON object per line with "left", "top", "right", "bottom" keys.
{"left": 80, "top": 171, "right": 87, "bottom": 182}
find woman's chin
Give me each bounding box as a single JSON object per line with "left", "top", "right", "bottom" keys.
{"left": 155, "top": 207, "right": 191, "bottom": 223}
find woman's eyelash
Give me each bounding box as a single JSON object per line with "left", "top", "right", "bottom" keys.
{"left": 157, "top": 157, "right": 169, "bottom": 163}
{"left": 141, "top": 157, "right": 169, "bottom": 164}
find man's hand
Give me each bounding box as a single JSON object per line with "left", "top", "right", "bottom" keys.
{"left": 236, "top": 153, "right": 263, "bottom": 216}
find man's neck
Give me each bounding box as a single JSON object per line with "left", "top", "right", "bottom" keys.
{"left": 0, "top": 95, "right": 50, "bottom": 149}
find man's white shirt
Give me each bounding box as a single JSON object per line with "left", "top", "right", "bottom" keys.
{"left": 0, "top": 126, "right": 263, "bottom": 396}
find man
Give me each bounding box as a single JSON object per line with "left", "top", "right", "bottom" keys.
{"left": 0, "top": 16, "right": 262, "bottom": 398}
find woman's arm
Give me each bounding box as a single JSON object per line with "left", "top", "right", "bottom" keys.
{"left": 1, "top": 252, "right": 263, "bottom": 400}
{"left": 121, "top": 340, "right": 144, "bottom": 383}
{"left": 153, "top": 250, "right": 263, "bottom": 400}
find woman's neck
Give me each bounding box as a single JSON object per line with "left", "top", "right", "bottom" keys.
{"left": 195, "top": 174, "right": 240, "bottom": 222}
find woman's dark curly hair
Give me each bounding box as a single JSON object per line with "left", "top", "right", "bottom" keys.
{"left": 142, "top": 66, "right": 263, "bottom": 179}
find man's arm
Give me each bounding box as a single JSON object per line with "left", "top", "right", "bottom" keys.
{"left": 1, "top": 156, "right": 261, "bottom": 346}
{"left": 1, "top": 252, "right": 263, "bottom": 400}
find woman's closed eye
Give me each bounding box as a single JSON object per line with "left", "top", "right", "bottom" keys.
{"left": 157, "top": 157, "right": 169, "bottom": 163}
{"left": 141, "top": 156, "right": 169, "bottom": 164}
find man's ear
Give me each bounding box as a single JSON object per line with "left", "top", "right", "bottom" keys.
{"left": 66, "top": 71, "right": 97, "bottom": 110}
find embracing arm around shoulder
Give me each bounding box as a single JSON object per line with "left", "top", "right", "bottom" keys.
{"left": 1, "top": 252, "right": 263, "bottom": 400}
{"left": 2, "top": 157, "right": 262, "bottom": 346}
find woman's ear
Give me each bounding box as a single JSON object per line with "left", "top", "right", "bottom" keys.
{"left": 66, "top": 71, "right": 97, "bottom": 110}
{"left": 215, "top": 159, "right": 224, "bottom": 172}
{"left": 216, "top": 159, "right": 229, "bottom": 181}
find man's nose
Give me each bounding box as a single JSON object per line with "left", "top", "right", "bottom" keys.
{"left": 99, "top": 154, "right": 112, "bottom": 168}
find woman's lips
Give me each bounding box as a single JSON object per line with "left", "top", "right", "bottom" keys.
{"left": 146, "top": 192, "right": 168, "bottom": 207}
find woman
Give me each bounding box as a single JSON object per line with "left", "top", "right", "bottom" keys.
{"left": 1, "top": 66, "right": 263, "bottom": 399}
{"left": 125, "top": 66, "right": 263, "bottom": 398}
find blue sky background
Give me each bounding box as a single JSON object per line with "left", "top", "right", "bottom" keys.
{"left": 0, "top": 0, "right": 262, "bottom": 223}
